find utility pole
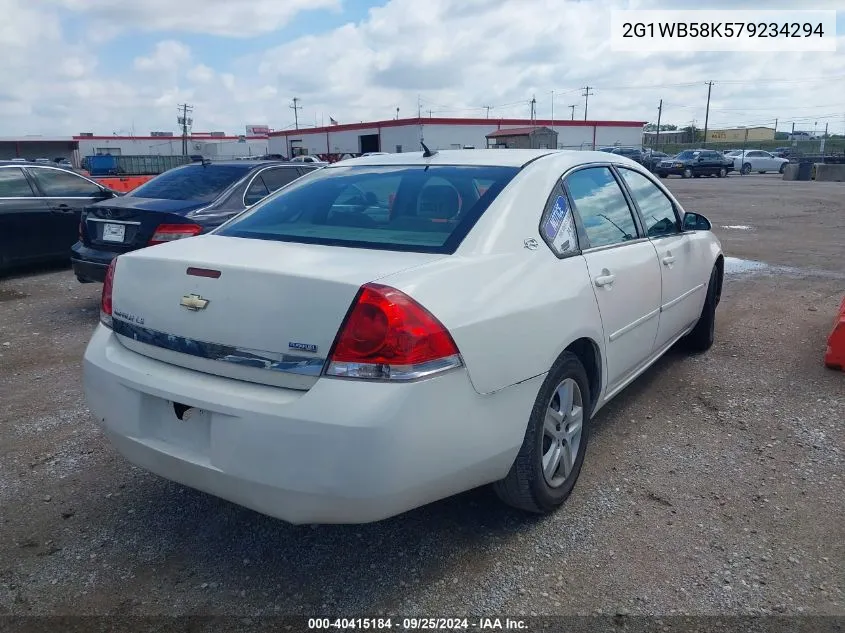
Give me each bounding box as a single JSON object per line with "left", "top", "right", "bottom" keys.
{"left": 568, "top": 104, "right": 576, "bottom": 120}
{"left": 484, "top": 105, "right": 491, "bottom": 118}
{"left": 550, "top": 91, "right": 555, "bottom": 127}
{"left": 582, "top": 86, "right": 593, "bottom": 121}
{"left": 530, "top": 95, "right": 536, "bottom": 122}
{"left": 177, "top": 104, "right": 193, "bottom": 156}
{"left": 702, "top": 81, "right": 713, "bottom": 147}
{"left": 289, "top": 97, "right": 302, "bottom": 130}
{"left": 774, "top": 117, "right": 778, "bottom": 135}
{"left": 396, "top": 107, "right": 399, "bottom": 120}
{"left": 655, "top": 99, "right": 663, "bottom": 149}
{"left": 417, "top": 95, "right": 422, "bottom": 119}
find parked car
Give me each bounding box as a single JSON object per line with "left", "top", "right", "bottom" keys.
{"left": 0, "top": 162, "right": 118, "bottom": 272}
{"left": 642, "top": 150, "right": 669, "bottom": 172}
{"left": 70, "top": 160, "right": 318, "bottom": 283}
{"left": 290, "top": 155, "right": 326, "bottom": 164}
{"left": 772, "top": 147, "right": 797, "bottom": 159}
{"left": 84, "top": 149, "right": 724, "bottom": 524}
{"left": 728, "top": 150, "right": 790, "bottom": 174}
{"left": 655, "top": 149, "right": 733, "bottom": 178}
{"left": 607, "top": 146, "right": 646, "bottom": 165}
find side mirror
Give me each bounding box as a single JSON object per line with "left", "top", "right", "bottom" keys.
{"left": 683, "top": 212, "right": 711, "bottom": 231}
{"left": 96, "top": 188, "right": 115, "bottom": 200}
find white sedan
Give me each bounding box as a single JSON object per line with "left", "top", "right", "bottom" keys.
{"left": 727, "top": 149, "right": 789, "bottom": 174}
{"left": 84, "top": 149, "right": 724, "bottom": 524}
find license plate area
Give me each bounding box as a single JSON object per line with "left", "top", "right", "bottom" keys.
{"left": 140, "top": 395, "right": 211, "bottom": 453}
{"left": 102, "top": 223, "right": 126, "bottom": 243}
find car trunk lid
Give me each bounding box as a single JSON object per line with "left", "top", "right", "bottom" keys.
{"left": 109, "top": 235, "right": 445, "bottom": 389}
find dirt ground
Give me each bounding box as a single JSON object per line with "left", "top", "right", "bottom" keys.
{"left": 0, "top": 173, "right": 843, "bottom": 621}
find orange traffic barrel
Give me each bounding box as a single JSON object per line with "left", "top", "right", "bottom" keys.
{"left": 824, "top": 296, "right": 845, "bottom": 372}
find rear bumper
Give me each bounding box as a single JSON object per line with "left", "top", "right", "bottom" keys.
{"left": 83, "top": 326, "right": 541, "bottom": 524}
{"left": 71, "top": 242, "right": 118, "bottom": 282}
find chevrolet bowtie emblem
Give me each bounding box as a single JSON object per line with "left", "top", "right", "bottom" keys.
{"left": 180, "top": 294, "right": 209, "bottom": 311}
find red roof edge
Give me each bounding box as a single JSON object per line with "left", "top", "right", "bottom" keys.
{"left": 72, "top": 135, "right": 269, "bottom": 141}
{"left": 269, "top": 117, "right": 647, "bottom": 137}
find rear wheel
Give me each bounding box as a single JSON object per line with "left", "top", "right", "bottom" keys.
{"left": 683, "top": 168, "right": 693, "bottom": 179}
{"left": 682, "top": 266, "right": 719, "bottom": 353}
{"left": 718, "top": 167, "right": 727, "bottom": 178}
{"left": 494, "top": 352, "right": 591, "bottom": 514}
{"left": 741, "top": 163, "right": 752, "bottom": 175}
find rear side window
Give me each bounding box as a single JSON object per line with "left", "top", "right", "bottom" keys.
{"left": 260, "top": 168, "right": 301, "bottom": 192}
{"left": 0, "top": 168, "right": 35, "bottom": 197}
{"left": 217, "top": 165, "right": 519, "bottom": 253}
{"left": 565, "top": 167, "right": 638, "bottom": 249}
{"left": 131, "top": 165, "right": 250, "bottom": 202}
{"left": 29, "top": 167, "right": 101, "bottom": 196}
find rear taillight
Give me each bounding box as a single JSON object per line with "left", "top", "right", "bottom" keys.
{"left": 325, "top": 283, "right": 461, "bottom": 381}
{"left": 148, "top": 223, "right": 202, "bottom": 246}
{"left": 100, "top": 258, "right": 117, "bottom": 328}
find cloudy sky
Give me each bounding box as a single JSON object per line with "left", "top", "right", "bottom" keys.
{"left": 3, "top": 0, "right": 843, "bottom": 137}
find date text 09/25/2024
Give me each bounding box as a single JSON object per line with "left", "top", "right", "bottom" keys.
{"left": 308, "top": 618, "right": 528, "bottom": 630}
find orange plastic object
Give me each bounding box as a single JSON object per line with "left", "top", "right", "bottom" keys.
{"left": 95, "top": 175, "right": 155, "bottom": 193}
{"left": 824, "top": 296, "right": 845, "bottom": 371}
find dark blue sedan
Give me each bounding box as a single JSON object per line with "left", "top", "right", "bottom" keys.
{"left": 71, "top": 160, "right": 317, "bottom": 282}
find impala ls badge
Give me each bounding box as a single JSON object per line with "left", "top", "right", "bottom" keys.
{"left": 180, "top": 294, "right": 209, "bottom": 311}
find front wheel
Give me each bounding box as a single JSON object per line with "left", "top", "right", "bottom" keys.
{"left": 779, "top": 163, "right": 787, "bottom": 174}
{"left": 683, "top": 168, "right": 693, "bottom": 179}
{"left": 741, "top": 163, "right": 752, "bottom": 175}
{"left": 494, "top": 352, "right": 591, "bottom": 514}
{"left": 718, "top": 167, "right": 727, "bottom": 178}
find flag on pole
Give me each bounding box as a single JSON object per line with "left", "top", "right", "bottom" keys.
{"left": 329, "top": 117, "right": 339, "bottom": 126}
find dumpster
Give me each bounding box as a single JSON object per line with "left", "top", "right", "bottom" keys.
{"left": 797, "top": 161, "right": 814, "bottom": 181}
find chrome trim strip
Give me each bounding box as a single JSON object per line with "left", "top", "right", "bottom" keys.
{"left": 608, "top": 308, "right": 660, "bottom": 342}
{"left": 111, "top": 318, "right": 326, "bottom": 376}
{"left": 581, "top": 237, "right": 650, "bottom": 255}
{"left": 661, "top": 283, "right": 706, "bottom": 312}
{"left": 86, "top": 218, "right": 142, "bottom": 225}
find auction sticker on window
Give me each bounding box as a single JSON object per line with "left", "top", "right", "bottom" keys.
{"left": 543, "top": 196, "right": 577, "bottom": 255}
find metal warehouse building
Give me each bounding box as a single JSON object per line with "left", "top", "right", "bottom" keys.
{"left": 268, "top": 117, "right": 646, "bottom": 158}
{"left": 0, "top": 133, "right": 270, "bottom": 165}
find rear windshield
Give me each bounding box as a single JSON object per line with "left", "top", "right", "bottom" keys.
{"left": 216, "top": 164, "right": 520, "bottom": 253}
{"left": 130, "top": 164, "right": 251, "bottom": 202}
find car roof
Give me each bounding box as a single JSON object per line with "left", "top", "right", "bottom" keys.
{"left": 327, "top": 148, "right": 651, "bottom": 171}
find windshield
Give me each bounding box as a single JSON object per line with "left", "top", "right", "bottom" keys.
{"left": 675, "top": 151, "right": 698, "bottom": 159}
{"left": 216, "top": 164, "right": 519, "bottom": 254}
{"left": 130, "top": 164, "right": 251, "bottom": 202}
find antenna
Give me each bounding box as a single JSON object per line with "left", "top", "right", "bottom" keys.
{"left": 421, "top": 141, "right": 437, "bottom": 158}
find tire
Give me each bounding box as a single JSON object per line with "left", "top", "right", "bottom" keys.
{"left": 718, "top": 168, "right": 727, "bottom": 178}
{"left": 779, "top": 163, "right": 787, "bottom": 174}
{"left": 494, "top": 352, "right": 591, "bottom": 514}
{"left": 741, "top": 163, "right": 752, "bottom": 175}
{"left": 682, "top": 168, "right": 693, "bottom": 179}
{"left": 682, "top": 266, "right": 719, "bottom": 353}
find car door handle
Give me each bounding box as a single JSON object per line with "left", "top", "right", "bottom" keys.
{"left": 51, "top": 204, "right": 73, "bottom": 213}
{"left": 662, "top": 255, "right": 676, "bottom": 266}
{"left": 594, "top": 273, "right": 616, "bottom": 287}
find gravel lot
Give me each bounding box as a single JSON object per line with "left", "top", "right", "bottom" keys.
{"left": 1, "top": 174, "right": 843, "bottom": 621}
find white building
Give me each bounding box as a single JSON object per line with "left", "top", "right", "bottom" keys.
{"left": 76, "top": 133, "right": 269, "bottom": 159}
{"left": 0, "top": 133, "right": 270, "bottom": 166}
{"left": 268, "top": 117, "right": 646, "bottom": 158}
